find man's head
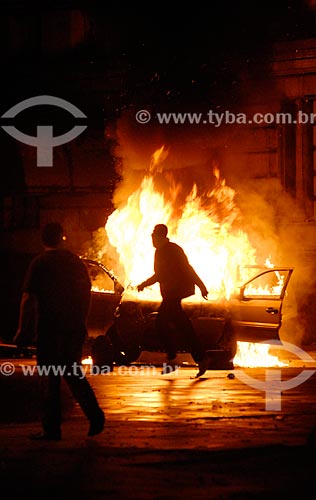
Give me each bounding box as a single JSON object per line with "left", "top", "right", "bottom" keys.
{"left": 41, "top": 223, "right": 65, "bottom": 248}
{"left": 151, "top": 224, "right": 168, "bottom": 248}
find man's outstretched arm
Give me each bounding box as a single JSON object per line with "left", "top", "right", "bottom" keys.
{"left": 137, "top": 274, "right": 157, "bottom": 292}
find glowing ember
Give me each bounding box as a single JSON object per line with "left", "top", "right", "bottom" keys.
{"left": 234, "top": 342, "right": 288, "bottom": 368}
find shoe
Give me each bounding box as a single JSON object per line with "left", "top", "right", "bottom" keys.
{"left": 29, "top": 431, "right": 61, "bottom": 441}
{"left": 161, "top": 362, "right": 179, "bottom": 375}
{"left": 88, "top": 411, "right": 105, "bottom": 436}
{"left": 195, "top": 354, "right": 209, "bottom": 378}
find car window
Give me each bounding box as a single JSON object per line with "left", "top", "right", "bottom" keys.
{"left": 243, "top": 269, "right": 290, "bottom": 299}
{"left": 86, "top": 263, "right": 115, "bottom": 293}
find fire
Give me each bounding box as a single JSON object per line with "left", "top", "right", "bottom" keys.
{"left": 81, "top": 356, "right": 93, "bottom": 365}
{"left": 91, "top": 285, "right": 113, "bottom": 293}
{"left": 243, "top": 270, "right": 285, "bottom": 297}
{"left": 234, "top": 342, "right": 288, "bottom": 368}
{"left": 105, "top": 146, "right": 258, "bottom": 300}
{"left": 93, "top": 146, "right": 287, "bottom": 368}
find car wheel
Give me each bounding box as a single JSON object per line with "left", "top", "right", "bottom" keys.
{"left": 106, "top": 325, "right": 142, "bottom": 366}
{"left": 209, "top": 317, "right": 237, "bottom": 369}
{"left": 91, "top": 335, "right": 114, "bottom": 371}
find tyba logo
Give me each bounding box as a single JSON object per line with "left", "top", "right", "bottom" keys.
{"left": 234, "top": 340, "right": 315, "bottom": 411}
{"left": 1, "top": 95, "right": 87, "bottom": 166}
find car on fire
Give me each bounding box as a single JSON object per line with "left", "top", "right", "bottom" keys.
{"left": 82, "top": 258, "right": 295, "bottom": 368}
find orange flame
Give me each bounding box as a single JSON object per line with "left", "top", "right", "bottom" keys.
{"left": 234, "top": 342, "right": 288, "bottom": 368}
{"left": 81, "top": 356, "right": 93, "bottom": 365}
{"left": 89, "top": 146, "right": 287, "bottom": 367}
{"left": 105, "top": 146, "right": 258, "bottom": 300}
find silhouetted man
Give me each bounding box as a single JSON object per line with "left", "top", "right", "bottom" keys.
{"left": 14, "top": 222, "right": 105, "bottom": 440}
{"left": 137, "top": 224, "right": 209, "bottom": 377}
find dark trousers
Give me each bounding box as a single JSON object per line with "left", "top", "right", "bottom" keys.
{"left": 40, "top": 364, "right": 103, "bottom": 435}
{"left": 156, "top": 298, "right": 205, "bottom": 363}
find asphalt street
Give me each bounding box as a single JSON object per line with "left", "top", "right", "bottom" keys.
{"left": 1, "top": 350, "right": 316, "bottom": 499}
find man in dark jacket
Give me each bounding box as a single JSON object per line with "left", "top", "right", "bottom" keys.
{"left": 14, "top": 222, "right": 105, "bottom": 440}
{"left": 137, "top": 224, "right": 209, "bottom": 377}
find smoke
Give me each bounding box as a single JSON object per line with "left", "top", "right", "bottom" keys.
{"left": 110, "top": 112, "right": 289, "bottom": 242}
{"left": 106, "top": 111, "right": 300, "bottom": 264}
{"left": 234, "top": 179, "right": 300, "bottom": 264}
{"left": 82, "top": 226, "right": 126, "bottom": 282}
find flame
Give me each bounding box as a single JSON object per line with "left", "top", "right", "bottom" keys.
{"left": 234, "top": 342, "right": 288, "bottom": 367}
{"left": 265, "top": 257, "right": 275, "bottom": 268}
{"left": 105, "top": 146, "right": 258, "bottom": 300}
{"left": 91, "top": 285, "right": 113, "bottom": 293}
{"left": 81, "top": 356, "right": 93, "bottom": 365}
{"left": 149, "top": 145, "right": 168, "bottom": 172}
{"left": 244, "top": 271, "right": 285, "bottom": 297}
{"left": 91, "top": 146, "right": 287, "bottom": 367}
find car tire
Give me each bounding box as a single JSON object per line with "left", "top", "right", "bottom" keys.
{"left": 217, "top": 317, "right": 237, "bottom": 350}
{"left": 106, "top": 325, "right": 142, "bottom": 366}
{"left": 212, "top": 317, "right": 237, "bottom": 368}
{"left": 91, "top": 335, "right": 114, "bottom": 371}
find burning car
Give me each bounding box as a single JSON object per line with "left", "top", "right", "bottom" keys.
{"left": 81, "top": 147, "right": 298, "bottom": 368}
{"left": 82, "top": 258, "right": 294, "bottom": 368}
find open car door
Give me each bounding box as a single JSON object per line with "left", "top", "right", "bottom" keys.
{"left": 82, "top": 259, "right": 124, "bottom": 337}
{"left": 230, "top": 268, "right": 294, "bottom": 342}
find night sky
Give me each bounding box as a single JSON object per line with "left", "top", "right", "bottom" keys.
{"left": 81, "top": 0, "right": 316, "bottom": 111}
{"left": 1, "top": 0, "right": 316, "bottom": 113}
